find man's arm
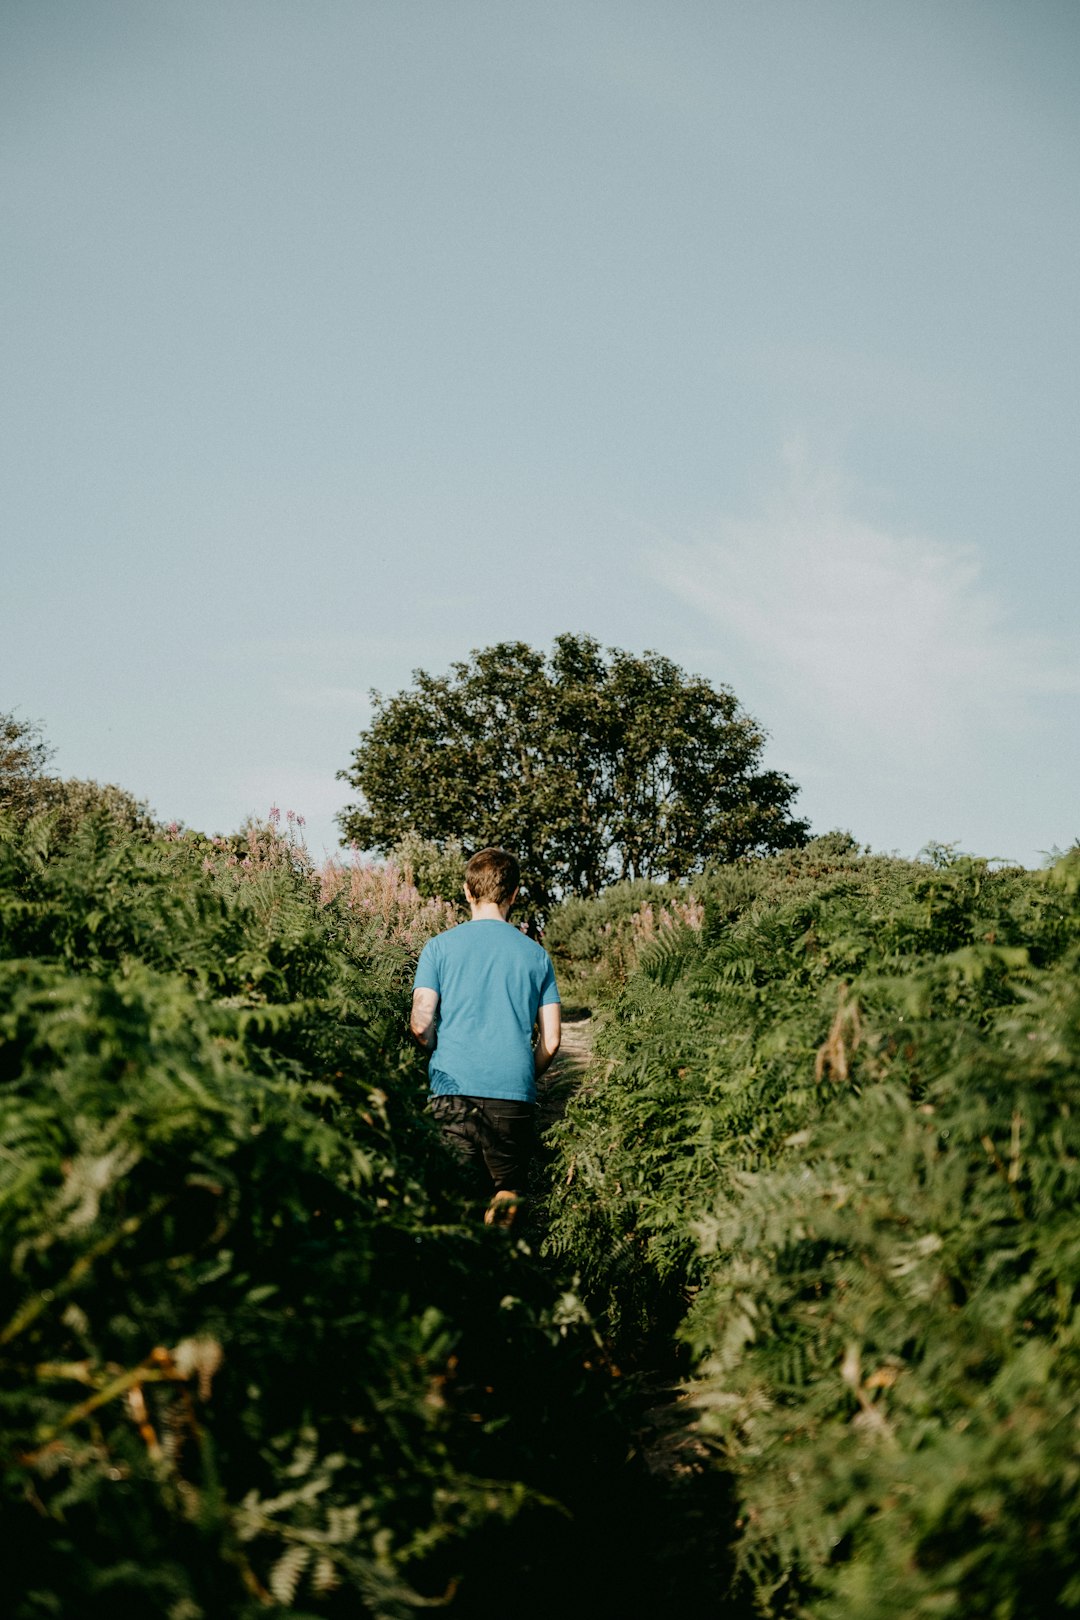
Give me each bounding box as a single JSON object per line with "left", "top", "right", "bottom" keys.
{"left": 410, "top": 987, "right": 439, "bottom": 1052}
{"left": 533, "top": 1002, "right": 561, "bottom": 1078}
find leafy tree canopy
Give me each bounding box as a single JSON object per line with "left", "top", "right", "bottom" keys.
{"left": 1, "top": 711, "right": 52, "bottom": 823}
{"left": 1, "top": 709, "right": 153, "bottom": 840}
{"left": 337, "top": 635, "right": 809, "bottom": 912}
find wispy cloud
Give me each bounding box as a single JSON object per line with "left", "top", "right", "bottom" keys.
{"left": 648, "top": 449, "right": 1078, "bottom": 771}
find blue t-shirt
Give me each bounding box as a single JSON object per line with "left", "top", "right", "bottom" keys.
{"left": 414, "top": 920, "right": 560, "bottom": 1103}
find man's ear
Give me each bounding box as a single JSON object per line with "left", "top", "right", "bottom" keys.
{"left": 463, "top": 883, "right": 475, "bottom": 904}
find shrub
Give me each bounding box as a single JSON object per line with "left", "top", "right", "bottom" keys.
{"left": 1, "top": 709, "right": 153, "bottom": 841}
{"left": 387, "top": 832, "right": 469, "bottom": 910}
{"left": 545, "top": 878, "right": 704, "bottom": 999}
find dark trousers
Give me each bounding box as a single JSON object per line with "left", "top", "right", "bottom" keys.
{"left": 428, "top": 1094, "right": 537, "bottom": 1197}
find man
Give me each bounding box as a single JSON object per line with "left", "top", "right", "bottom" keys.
{"left": 410, "top": 847, "right": 561, "bottom": 1224}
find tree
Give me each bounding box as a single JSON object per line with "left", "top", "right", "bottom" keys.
{"left": 1, "top": 709, "right": 153, "bottom": 839}
{"left": 1, "top": 711, "right": 52, "bottom": 823}
{"left": 336, "top": 635, "right": 809, "bottom": 913}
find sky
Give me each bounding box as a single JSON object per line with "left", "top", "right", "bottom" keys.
{"left": 3, "top": 0, "right": 1078, "bottom": 868}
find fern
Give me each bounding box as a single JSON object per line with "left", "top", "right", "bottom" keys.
{"left": 542, "top": 844, "right": 1080, "bottom": 1615}
{"left": 0, "top": 812, "right": 640, "bottom": 1617}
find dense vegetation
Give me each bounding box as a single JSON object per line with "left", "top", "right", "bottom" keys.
{"left": 338, "top": 635, "right": 808, "bottom": 913}
{"left": 0, "top": 802, "right": 656, "bottom": 1619}
{"left": 7, "top": 704, "right": 1080, "bottom": 1617}
{"left": 544, "top": 836, "right": 1080, "bottom": 1617}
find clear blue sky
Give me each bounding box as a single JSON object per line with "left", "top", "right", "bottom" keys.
{"left": 4, "top": 0, "right": 1078, "bottom": 866}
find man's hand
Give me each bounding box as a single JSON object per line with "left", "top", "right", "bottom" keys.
{"left": 533, "top": 1002, "right": 562, "bottom": 1077}
{"left": 410, "top": 988, "right": 439, "bottom": 1052}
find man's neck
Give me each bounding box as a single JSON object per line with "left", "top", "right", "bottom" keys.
{"left": 468, "top": 901, "right": 512, "bottom": 922}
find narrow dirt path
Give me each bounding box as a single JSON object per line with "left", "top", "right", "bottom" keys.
{"left": 520, "top": 1009, "right": 596, "bottom": 1246}
{"left": 531, "top": 1003, "right": 732, "bottom": 1600}
{"left": 537, "top": 1009, "right": 594, "bottom": 1133}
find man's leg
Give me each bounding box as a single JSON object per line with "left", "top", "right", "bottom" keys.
{"left": 429, "top": 1096, "right": 537, "bottom": 1221}
{"left": 472, "top": 1099, "right": 537, "bottom": 1227}
{"left": 427, "top": 1095, "right": 491, "bottom": 1205}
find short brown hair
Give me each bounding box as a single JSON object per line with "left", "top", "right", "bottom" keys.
{"left": 464, "top": 847, "right": 520, "bottom": 905}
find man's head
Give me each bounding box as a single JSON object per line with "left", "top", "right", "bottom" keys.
{"left": 464, "top": 847, "right": 520, "bottom": 907}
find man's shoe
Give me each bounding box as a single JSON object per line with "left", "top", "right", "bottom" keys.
{"left": 484, "top": 1190, "right": 521, "bottom": 1227}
